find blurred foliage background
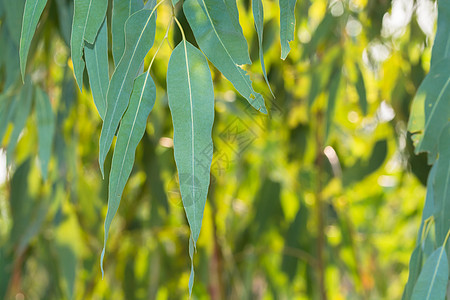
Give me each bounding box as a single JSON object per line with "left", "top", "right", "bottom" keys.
{"left": 0, "top": 0, "right": 438, "bottom": 299}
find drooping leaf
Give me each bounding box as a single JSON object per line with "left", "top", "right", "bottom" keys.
{"left": 417, "top": 164, "right": 437, "bottom": 243}
{"left": 355, "top": 63, "right": 367, "bottom": 115}
{"left": 70, "top": 0, "right": 108, "bottom": 90}
{"left": 433, "top": 124, "right": 450, "bottom": 246}
{"left": 252, "top": 0, "right": 274, "bottom": 96}
{"left": 19, "top": 0, "right": 48, "bottom": 80}
{"left": 325, "top": 67, "right": 341, "bottom": 142}
{"left": 55, "top": 0, "right": 74, "bottom": 46}
{"left": 3, "top": 28, "right": 21, "bottom": 91}
{"left": 402, "top": 246, "right": 424, "bottom": 300}
{"left": 35, "top": 86, "right": 55, "bottom": 180}
{"left": 0, "top": 96, "right": 16, "bottom": 144}
{"left": 3, "top": 0, "right": 25, "bottom": 46}
{"left": 111, "top": 0, "right": 144, "bottom": 65}
{"left": 167, "top": 40, "right": 215, "bottom": 294}
{"left": 408, "top": 57, "right": 450, "bottom": 164}
{"left": 411, "top": 246, "right": 448, "bottom": 300}
{"left": 7, "top": 78, "right": 33, "bottom": 164}
{"left": 101, "top": 70, "right": 156, "bottom": 275}
{"left": 85, "top": 18, "right": 109, "bottom": 119}
{"left": 98, "top": 8, "right": 157, "bottom": 176}
{"left": 183, "top": 0, "right": 267, "bottom": 113}
{"left": 279, "top": 0, "right": 297, "bottom": 59}
{"left": 430, "top": 0, "right": 450, "bottom": 67}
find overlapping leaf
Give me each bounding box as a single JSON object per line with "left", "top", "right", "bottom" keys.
{"left": 167, "top": 40, "right": 215, "bottom": 294}
{"left": 183, "top": 0, "right": 267, "bottom": 113}
{"left": 85, "top": 18, "right": 109, "bottom": 119}
{"left": 408, "top": 58, "right": 450, "bottom": 163}
{"left": 111, "top": 0, "right": 144, "bottom": 65}
{"left": 279, "top": 0, "right": 297, "bottom": 59}
{"left": 98, "top": 8, "right": 157, "bottom": 176}
{"left": 101, "top": 70, "right": 156, "bottom": 275}
{"left": 430, "top": 0, "right": 450, "bottom": 67}
{"left": 35, "top": 86, "right": 55, "bottom": 180}
{"left": 19, "top": 0, "right": 48, "bottom": 80}
{"left": 70, "top": 0, "right": 107, "bottom": 90}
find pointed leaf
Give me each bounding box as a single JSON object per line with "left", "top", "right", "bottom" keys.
{"left": 98, "top": 8, "right": 157, "bottom": 176}
{"left": 252, "top": 0, "right": 274, "bottom": 96}
{"left": 402, "top": 246, "right": 424, "bottom": 300}
{"left": 70, "top": 0, "right": 108, "bottom": 90}
{"left": 101, "top": 71, "right": 156, "bottom": 275}
{"left": 408, "top": 58, "right": 450, "bottom": 163}
{"left": 411, "top": 246, "right": 448, "bottom": 300}
{"left": 183, "top": 0, "right": 267, "bottom": 113}
{"left": 430, "top": 1, "right": 450, "bottom": 67}
{"left": 167, "top": 41, "right": 215, "bottom": 293}
{"left": 35, "top": 86, "right": 55, "bottom": 180}
{"left": 279, "top": 0, "right": 297, "bottom": 59}
{"left": 85, "top": 18, "right": 109, "bottom": 119}
{"left": 112, "top": 0, "right": 144, "bottom": 65}
{"left": 19, "top": 0, "right": 48, "bottom": 80}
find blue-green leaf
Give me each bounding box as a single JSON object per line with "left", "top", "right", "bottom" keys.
{"left": 3, "top": 0, "right": 25, "bottom": 46}
{"left": 430, "top": 0, "right": 450, "bottom": 67}
{"left": 19, "top": 0, "right": 48, "bottom": 80}
{"left": 7, "top": 78, "right": 33, "bottom": 164}
{"left": 183, "top": 0, "right": 267, "bottom": 113}
{"left": 252, "top": 0, "right": 274, "bottom": 96}
{"left": 70, "top": 0, "right": 108, "bottom": 90}
{"left": 85, "top": 18, "right": 109, "bottom": 119}
{"left": 167, "top": 40, "right": 215, "bottom": 294}
{"left": 35, "top": 86, "right": 55, "bottom": 180}
{"left": 101, "top": 70, "right": 156, "bottom": 275}
{"left": 408, "top": 58, "right": 450, "bottom": 164}
{"left": 112, "top": 0, "right": 144, "bottom": 65}
{"left": 411, "top": 246, "right": 448, "bottom": 300}
{"left": 279, "top": 0, "right": 297, "bottom": 59}
{"left": 98, "top": 8, "right": 157, "bottom": 176}
{"left": 433, "top": 124, "right": 450, "bottom": 246}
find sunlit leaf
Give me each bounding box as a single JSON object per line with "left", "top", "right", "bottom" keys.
{"left": 19, "top": 0, "right": 48, "bottom": 80}
{"left": 98, "top": 8, "right": 156, "bottom": 176}
{"left": 101, "top": 71, "right": 156, "bottom": 275}
{"left": 411, "top": 246, "right": 448, "bottom": 300}
{"left": 111, "top": 0, "right": 144, "bottom": 65}
{"left": 167, "top": 40, "right": 215, "bottom": 294}
{"left": 35, "top": 86, "right": 55, "bottom": 180}
{"left": 183, "top": 0, "right": 267, "bottom": 113}
{"left": 279, "top": 0, "right": 297, "bottom": 59}
{"left": 430, "top": 1, "right": 450, "bottom": 67}
{"left": 252, "top": 0, "right": 273, "bottom": 96}
{"left": 85, "top": 18, "right": 109, "bottom": 119}
{"left": 70, "top": 0, "right": 108, "bottom": 90}
{"left": 408, "top": 58, "right": 450, "bottom": 164}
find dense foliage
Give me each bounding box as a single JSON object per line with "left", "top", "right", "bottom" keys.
{"left": 0, "top": 0, "right": 448, "bottom": 299}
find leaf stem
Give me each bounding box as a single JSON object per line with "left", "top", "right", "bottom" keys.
{"left": 173, "top": 16, "right": 186, "bottom": 41}
{"left": 148, "top": 17, "right": 173, "bottom": 71}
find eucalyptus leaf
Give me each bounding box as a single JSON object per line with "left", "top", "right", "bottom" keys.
{"left": 70, "top": 0, "right": 108, "bottom": 90}
{"left": 430, "top": 0, "right": 450, "bottom": 67}
{"left": 167, "top": 40, "right": 215, "bottom": 294}
{"left": 183, "top": 0, "right": 267, "bottom": 113}
{"left": 85, "top": 18, "right": 109, "bottom": 119}
{"left": 411, "top": 246, "right": 448, "bottom": 300}
{"left": 252, "top": 0, "right": 274, "bottom": 96}
{"left": 3, "top": 0, "right": 25, "bottom": 46}
{"left": 279, "top": 0, "right": 297, "bottom": 59}
{"left": 355, "top": 63, "right": 367, "bottom": 115}
{"left": 19, "top": 0, "right": 48, "bottom": 80}
{"left": 101, "top": 70, "right": 156, "bottom": 275}
{"left": 325, "top": 67, "right": 341, "bottom": 142}
{"left": 35, "top": 86, "right": 55, "bottom": 180}
{"left": 98, "top": 8, "right": 157, "bottom": 176}
{"left": 112, "top": 0, "right": 144, "bottom": 65}
{"left": 408, "top": 58, "right": 450, "bottom": 164}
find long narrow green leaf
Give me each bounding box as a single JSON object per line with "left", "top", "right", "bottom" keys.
{"left": 70, "top": 0, "right": 108, "bottom": 90}
{"left": 35, "top": 86, "right": 55, "bottom": 180}
{"left": 183, "top": 0, "right": 267, "bottom": 113}
{"left": 101, "top": 70, "right": 156, "bottom": 275}
{"left": 408, "top": 58, "right": 450, "bottom": 163}
{"left": 19, "top": 0, "right": 48, "bottom": 80}
{"left": 355, "top": 63, "right": 367, "bottom": 115}
{"left": 112, "top": 0, "right": 144, "bottom": 65}
{"left": 402, "top": 246, "right": 423, "bottom": 300}
{"left": 0, "top": 96, "right": 16, "bottom": 144}
{"left": 411, "top": 246, "right": 448, "bottom": 300}
{"left": 7, "top": 78, "right": 33, "bottom": 164}
{"left": 279, "top": 0, "right": 297, "bottom": 59}
{"left": 167, "top": 40, "right": 215, "bottom": 295}
{"left": 252, "top": 0, "right": 273, "bottom": 96}
{"left": 98, "top": 9, "right": 157, "bottom": 176}
{"left": 433, "top": 124, "right": 450, "bottom": 246}
{"left": 430, "top": 1, "right": 450, "bottom": 67}
{"left": 3, "top": 0, "right": 25, "bottom": 46}
{"left": 325, "top": 67, "right": 341, "bottom": 142}
{"left": 85, "top": 18, "right": 109, "bottom": 119}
